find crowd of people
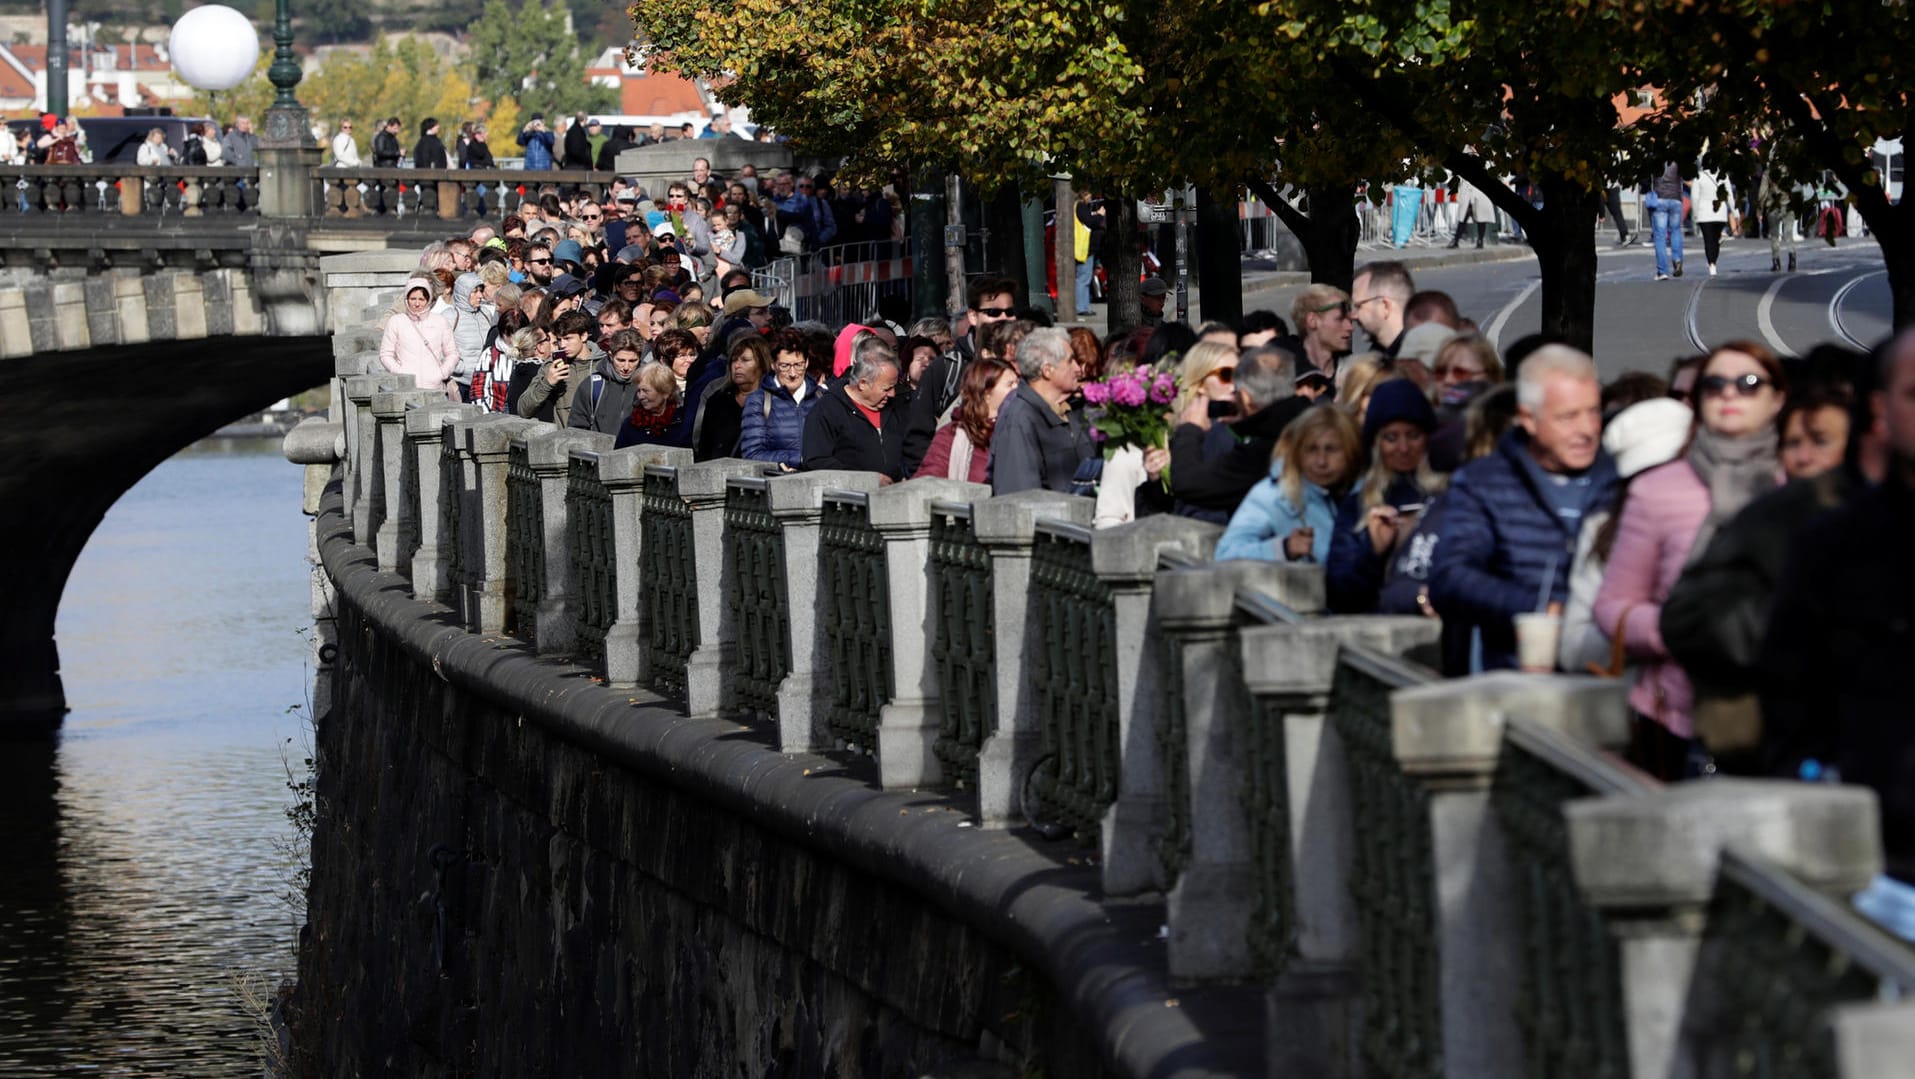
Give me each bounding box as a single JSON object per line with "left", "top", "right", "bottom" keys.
{"left": 378, "top": 157, "right": 1914, "bottom": 934}
{"left": 327, "top": 109, "right": 771, "bottom": 174}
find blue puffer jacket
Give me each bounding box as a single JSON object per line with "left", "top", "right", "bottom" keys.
{"left": 1429, "top": 429, "right": 1618, "bottom": 670}
{"left": 1326, "top": 474, "right": 1430, "bottom": 613}
{"left": 737, "top": 376, "right": 824, "bottom": 467}
{"left": 1216, "top": 456, "right": 1340, "bottom": 563}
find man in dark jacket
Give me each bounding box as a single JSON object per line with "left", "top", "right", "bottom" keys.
{"left": 1350, "top": 260, "right": 1413, "bottom": 358}
{"left": 1169, "top": 344, "right": 1311, "bottom": 521}
{"left": 371, "top": 117, "right": 403, "bottom": 166}
{"left": 989, "top": 326, "right": 1092, "bottom": 495}
{"left": 1430, "top": 345, "right": 1616, "bottom": 671}
{"left": 595, "top": 125, "right": 635, "bottom": 171}
{"left": 902, "top": 275, "right": 1019, "bottom": 472}
{"left": 1759, "top": 329, "right": 1915, "bottom": 892}
{"left": 801, "top": 339, "right": 906, "bottom": 479}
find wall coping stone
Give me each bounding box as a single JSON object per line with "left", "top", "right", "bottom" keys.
{"left": 866, "top": 477, "right": 991, "bottom": 530}
{"left": 970, "top": 490, "right": 1091, "bottom": 544}
{"left": 595, "top": 445, "right": 692, "bottom": 483}
{"left": 1389, "top": 671, "right": 1628, "bottom": 775}
{"left": 1091, "top": 514, "right": 1221, "bottom": 581}
{"left": 763, "top": 470, "right": 877, "bottom": 515}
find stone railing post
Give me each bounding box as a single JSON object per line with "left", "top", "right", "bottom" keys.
{"left": 597, "top": 446, "right": 694, "bottom": 687}
{"left": 1151, "top": 561, "right": 1321, "bottom": 981}
{"left": 1567, "top": 781, "right": 1883, "bottom": 1079}
{"left": 455, "top": 414, "right": 540, "bottom": 634}
{"left": 1091, "top": 515, "right": 1221, "bottom": 896}
{"left": 1238, "top": 615, "right": 1439, "bottom": 1079}
{"left": 766, "top": 471, "right": 881, "bottom": 752}
{"left": 524, "top": 428, "right": 611, "bottom": 654}
{"left": 679, "top": 459, "right": 773, "bottom": 719}
{"left": 1383, "top": 672, "right": 1629, "bottom": 1079}
{"left": 1833, "top": 1001, "right": 1915, "bottom": 1078}
{"left": 341, "top": 372, "right": 415, "bottom": 544}
{"left": 869, "top": 477, "right": 991, "bottom": 790}
{"left": 970, "top": 491, "right": 1092, "bottom": 828}
{"left": 405, "top": 405, "right": 476, "bottom": 601}
{"left": 369, "top": 389, "right": 445, "bottom": 574}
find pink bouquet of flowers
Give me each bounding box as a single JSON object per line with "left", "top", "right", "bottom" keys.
{"left": 1080, "top": 362, "right": 1179, "bottom": 454}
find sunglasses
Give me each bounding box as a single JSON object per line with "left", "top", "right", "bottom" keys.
{"left": 582, "top": 214, "right": 602, "bottom": 221}
{"left": 1313, "top": 301, "right": 1351, "bottom": 317}
{"left": 527, "top": 257, "right": 552, "bottom": 264}
{"left": 1207, "top": 366, "right": 1236, "bottom": 384}
{"left": 974, "top": 306, "right": 1016, "bottom": 318}
{"left": 1698, "top": 373, "right": 1771, "bottom": 398}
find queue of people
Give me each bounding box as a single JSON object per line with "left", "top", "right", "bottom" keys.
{"left": 379, "top": 218, "right": 1914, "bottom": 935}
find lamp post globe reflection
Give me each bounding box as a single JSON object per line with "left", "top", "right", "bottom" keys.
{"left": 167, "top": 5, "right": 260, "bottom": 92}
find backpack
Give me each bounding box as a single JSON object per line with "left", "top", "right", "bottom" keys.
{"left": 47, "top": 137, "right": 79, "bottom": 165}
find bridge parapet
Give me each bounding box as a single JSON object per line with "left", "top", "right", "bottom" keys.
{"left": 290, "top": 293, "right": 1915, "bottom": 1078}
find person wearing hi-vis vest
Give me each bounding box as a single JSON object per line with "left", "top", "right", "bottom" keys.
{"left": 1073, "top": 189, "right": 1106, "bottom": 318}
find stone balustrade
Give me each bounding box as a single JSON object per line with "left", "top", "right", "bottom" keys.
{"left": 293, "top": 399, "right": 1915, "bottom": 1079}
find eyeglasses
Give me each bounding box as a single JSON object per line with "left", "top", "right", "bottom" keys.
{"left": 1313, "top": 301, "right": 1351, "bottom": 317}
{"left": 1698, "top": 373, "right": 1771, "bottom": 398}
{"left": 974, "top": 306, "right": 1016, "bottom": 319}
{"left": 1435, "top": 364, "right": 1485, "bottom": 381}
{"left": 1351, "top": 295, "right": 1387, "bottom": 309}
{"left": 775, "top": 361, "right": 808, "bottom": 373}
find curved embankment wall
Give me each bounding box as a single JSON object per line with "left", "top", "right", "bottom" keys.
{"left": 293, "top": 477, "right": 1257, "bottom": 1077}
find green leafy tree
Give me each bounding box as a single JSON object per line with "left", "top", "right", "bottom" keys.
{"left": 302, "top": 0, "right": 373, "bottom": 45}
{"left": 469, "top": 0, "right": 615, "bottom": 121}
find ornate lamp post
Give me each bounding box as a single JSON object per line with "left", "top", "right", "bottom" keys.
{"left": 261, "top": 0, "right": 313, "bottom": 148}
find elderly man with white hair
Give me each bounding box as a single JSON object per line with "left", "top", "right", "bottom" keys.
{"left": 1430, "top": 344, "right": 1619, "bottom": 673}
{"left": 800, "top": 335, "right": 907, "bottom": 481}
{"left": 988, "top": 326, "right": 1093, "bottom": 495}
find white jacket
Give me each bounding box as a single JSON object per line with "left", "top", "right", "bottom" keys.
{"left": 1693, "top": 169, "right": 1734, "bottom": 224}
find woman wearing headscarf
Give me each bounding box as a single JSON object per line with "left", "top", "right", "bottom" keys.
{"left": 377, "top": 275, "right": 460, "bottom": 398}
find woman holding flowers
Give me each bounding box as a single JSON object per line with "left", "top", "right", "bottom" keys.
{"left": 1085, "top": 361, "right": 1180, "bottom": 527}
{"left": 1216, "top": 405, "right": 1361, "bottom": 562}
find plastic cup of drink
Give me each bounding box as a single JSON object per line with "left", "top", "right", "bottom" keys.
{"left": 1514, "top": 612, "right": 1562, "bottom": 673}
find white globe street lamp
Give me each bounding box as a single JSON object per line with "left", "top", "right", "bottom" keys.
{"left": 168, "top": 5, "right": 261, "bottom": 92}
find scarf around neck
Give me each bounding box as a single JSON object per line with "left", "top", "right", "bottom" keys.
{"left": 1685, "top": 424, "right": 1779, "bottom": 560}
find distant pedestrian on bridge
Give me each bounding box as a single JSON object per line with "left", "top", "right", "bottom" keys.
{"left": 517, "top": 115, "right": 555, "bottom": 171}
{"left": 329, "top": 120, "right": 359, "bottom": 167}
{"left": 219, "top": 116, "right": 257, "bottom": 168}
{"left": 412, "top": 118, "right": 449, "bottom": 170}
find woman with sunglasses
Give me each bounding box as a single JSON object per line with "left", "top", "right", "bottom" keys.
{"left": 1593, "top": 341, "right": 1787, "bottom": 780}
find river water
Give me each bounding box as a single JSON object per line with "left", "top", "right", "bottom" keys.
{"left": 0, "top": 440, "right": 313, "bottom": 1076}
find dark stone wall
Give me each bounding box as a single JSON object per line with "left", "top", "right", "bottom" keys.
{"left": 300, "top": 598, "right": 1073, "bottom": 1078}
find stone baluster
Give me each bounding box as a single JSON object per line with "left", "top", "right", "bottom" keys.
{"left": 1092, "top": 514, "right": 1221, "bottom": 896}
{"left": 1151, "top": 561, "right": 1323, "bottom": 981}
{"left": 596, "top": 445, "right": 694, "bottom": 687}
{"left": 1236, "top": 615, "right": 1438, "bottom": 1079}
{"left": 678, "top": 459, "right": 775, "bottom": 720}
{"left": 369, "top": 389, "right": 448, "bottom": 573}
{"left": 764, "top": 471, "right": 881, "bottom": 752}
{"left": 867, "top": 477, "right": 991, "bottom": 789}
{"left": 970, "top": 491, "right": 1093, "bottom": 828}
{"left": 404, "top": 405, "right": 476, "bottom": 600}
{"left": 454, "top": 414, "right": 540, "bottom": 633}
{"left": 341, "top": 372, "right": 415, "bottom": 545}
{"left": 1383, "top": 673, "right": 1629, "bottom": 1079}
{"left": 1833, "top": 1001, "right": 1915, "bottom": 1078}
{"left": 182, "top": 173, "right": 203, "bottom": 217}
{"left": 523, "top": 428, "right": 612, "bottom": 654}
{"left": 1567, "top": 780, "right": 1883, "bottom": 1079}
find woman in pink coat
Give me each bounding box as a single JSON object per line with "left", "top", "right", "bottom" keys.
{"left": 1593, "top": 340, "right": 1787, "bottom": 780}
{"left": 378, "top": 275, "right": 460, "bottom": 395}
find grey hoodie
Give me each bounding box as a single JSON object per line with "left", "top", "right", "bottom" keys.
{"left": 567, "top": 355, "right": 638, "bottom": 434}
{"left": 441, "top": 272, "right": 495, "bottom": 383}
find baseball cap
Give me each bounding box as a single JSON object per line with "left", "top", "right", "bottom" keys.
{"left": 549, "top": 273, "right": 589, "bottom": 299}
{"left": 721, "top": 289, "right": 773, "bottom": 317}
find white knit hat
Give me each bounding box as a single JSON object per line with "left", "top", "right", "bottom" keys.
{"left": 1602, "top": 397, "right": 1693, "bottom": 478}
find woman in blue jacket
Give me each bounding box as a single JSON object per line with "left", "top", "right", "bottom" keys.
{"left": 1216, "top": 404, "right": 1359, "bottom": 563}
{"left": 737, "top": 331, "right": 825, "bottom": 468}
{"left": 1327, "top": 378, "right": 1447, "bottom": 612}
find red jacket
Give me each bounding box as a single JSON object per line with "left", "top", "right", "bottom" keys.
{"left": 912, "top": 420, "right": 990, "bottom": 484}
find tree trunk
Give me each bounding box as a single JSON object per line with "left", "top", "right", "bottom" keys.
{"left": 1849, "top": 191, "right": 1914, "bottom": 331}
{"left": 910, "top": 169, "right": 948, "bottom": 321}
{"left": 1531, "top": 175, "right": 1602, "bottom": 354}
{"left": 1248, "top": 178, "right": 1359, "bottom": 292}
{"left": 986, "top": 183, "right": 1027, "bottom": 295}
{"left": 1196, "top": 186, "right": 1242, "bottom": 325}
{"left": 1106, "top": 195, "right": 1143, "bottom": 338}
